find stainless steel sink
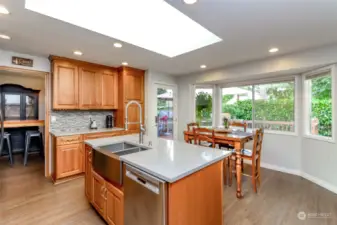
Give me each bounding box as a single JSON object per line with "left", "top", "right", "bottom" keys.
{"left": 92, "top": 142, "right": 151, "bottom": 185}
{"left": 98, "top": 142, "right": 139, "bottom": 152}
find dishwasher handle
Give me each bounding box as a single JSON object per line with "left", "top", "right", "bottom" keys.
{"left": 126, "top": 170, "right": 160, "bottom": 195}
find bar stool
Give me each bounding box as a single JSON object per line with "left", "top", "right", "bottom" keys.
{"left": 24, "top": 130, "right": 44, "bottom": 166}
{"left": 0, "top": 132, "right": 14, "bottom": 166}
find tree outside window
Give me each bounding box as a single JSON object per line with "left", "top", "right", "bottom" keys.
{"left": 307, "top": 74, "right": 332, "bottom": 137}
{"left": 195, "top": 88, "right": 213, "bottom": 127}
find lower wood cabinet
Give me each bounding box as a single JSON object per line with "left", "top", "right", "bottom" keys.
{"left": 92, "top": 170, "right": 107, "bottom": 218}
{"left": 86, "top": 149, "right": 124, "bottom": 225}
{"left": 106, "top": 182, "right": 124, "bottom": 225}
{"left": 56, "top": 143, "right": 82, "bottom": 179}
{"left": 85, "top": 145, "right": 93, "bottom": 202}
{"left": 53, "top": 131, "right": 130, "bottom": 183}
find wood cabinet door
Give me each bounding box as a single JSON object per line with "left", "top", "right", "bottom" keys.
{"left": 106, "top": 182, "right": 124, "bottom": 225}
{"left": 102, "top": 72, "right": 118, "bottom": 109}
{"left": 95, "top": 73, "right": 103, "bottom": 108}
{"left": 92, "top": 171, "right": 106, "bottom": 218}
{"left": 124, "top": 72, "right": 143, "bottom": 102}
{"left": 79, "top": 144, "right": 85, "bottom": 173}
{"left": 125, "top": 103, "right": 143, "bottom": 131}
{"left": 85, "top": 145, "right": 93, "bottom": 202}
{"left": 56, "top": 143, "right": 82, "bottom": 179}
{"left": 79, "top": 67, "right": 97, "bottom": 109}
{"left": 53, "top": 61, "right": 79, "bottom": 109}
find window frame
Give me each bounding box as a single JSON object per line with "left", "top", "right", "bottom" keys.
{"left": 220, "top": 76, "right": 298, "bottom": 135}
{"left": 193, "top": 84, "right": 215, "bottom": 127}
{"left": 302, "top": 66, "right": 335, "bottom": 143}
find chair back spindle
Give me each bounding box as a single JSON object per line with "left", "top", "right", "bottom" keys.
{"left": 230, "top": 121, "right": 247, "bottom": 132}
{"left": 252, "top": 128, "right": 264, "bottom": 159}
{"left": 193, "top": 128, "right": 215, "bottom": 148}
{"left": 187, "top": 122, "right": 199, "bottom": 131}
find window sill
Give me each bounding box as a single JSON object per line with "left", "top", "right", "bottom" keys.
{"left": 264, "top": 130, "right": 298, "bottom": 136}
{"left": 303, "top": 134, "right": 335, "bottom": 143}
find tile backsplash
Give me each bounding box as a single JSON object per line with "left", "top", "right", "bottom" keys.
{"left": 50, "top": 111, "right": 114, "bottom": 130}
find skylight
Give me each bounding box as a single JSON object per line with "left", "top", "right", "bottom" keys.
{"left": 25, "top": 0, "right": 222, "bottom": 57}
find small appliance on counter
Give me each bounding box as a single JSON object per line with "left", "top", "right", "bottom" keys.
{"left": 106, "top": 115, "right": 114, "bottom": 128}
{"left": 89, "top": 118, "right": 98, "bottom": 129}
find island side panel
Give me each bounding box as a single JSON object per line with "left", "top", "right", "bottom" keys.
{"left": 167, "top": 160, "right": 224, "bottom": 225}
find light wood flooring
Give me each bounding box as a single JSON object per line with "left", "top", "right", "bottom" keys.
{"left": 0, "top": 156, "right": 336, "bottom": 225}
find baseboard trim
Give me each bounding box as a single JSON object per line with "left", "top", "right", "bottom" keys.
{"left": 260, "top": 162, "right": 302, "bottom": 176}
{"left": 243, "top": 160, "right": 337, "bottom": 194}
{"left": 301, "top": 172, "right": 337, "bottom": 195}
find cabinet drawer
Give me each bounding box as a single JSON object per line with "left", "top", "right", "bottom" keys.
{"left": 84, "top": 131, "right": 124, "bottom": 140}
{"left": 57, "top": 135, "right": 82, "bottom": 145}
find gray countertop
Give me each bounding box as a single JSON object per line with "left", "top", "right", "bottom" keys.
{"left": 85, "top": 135, "right": 231, "bottom": 183}
{"left": 50, "top": 127, "right": 125, "bottom": 136}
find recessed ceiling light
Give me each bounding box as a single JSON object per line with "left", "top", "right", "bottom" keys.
{"left": 114, "top": 42, "right": 122, "bottom": 48}
{"left": 0, "top": 34, "right": 11, "bottom": 40}
{"left": 184, "top": 0, "right": 197, "bottom": 4}
{"left": 269, "top": 48, "right": 279, "bottom": 53}
{"left": 73, "top": 50, "right": 83, "bottom": 56}
{"left": 0, "top": 5, "right": 10, "bottom": 14}
{"left": 122, "top": 62, "right": 128, "bottom": 66}
{"left": 200, "top": 65, "right": 207, "bottom": 69}
{"left": 25, "top": 0, "right": 221, "bottom": 58}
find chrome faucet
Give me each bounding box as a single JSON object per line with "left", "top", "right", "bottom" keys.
{"left": 125, "top": 100, "right": 145, "bottom": 144}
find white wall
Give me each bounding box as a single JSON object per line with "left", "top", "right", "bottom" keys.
{"left": 177, "top": 44, "right": 337, "bottom": 193}
{"left": 0, "top": 49, "right": 50, "bottom": 72}
{"left": 145, "top": 70, "right": 177, "bottom": 139}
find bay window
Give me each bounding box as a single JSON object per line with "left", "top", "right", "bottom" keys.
{"left": 221, "top": 79, "right": 295, "bottom": 133}
{"left": 222, "top": 85, "right": 253, "bottom": 128}
{"left": 254, "top": 81, "right": 295, "bottom": 132}
{"left": 304, "top": 68, "right": 333, "bottom": 139}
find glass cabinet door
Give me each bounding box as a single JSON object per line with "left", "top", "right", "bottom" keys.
{"left": 25, "top": 95, "right": 37, "bottom": 119}
{"left": 4, "top": 94, "right": 21, "bottom": 120}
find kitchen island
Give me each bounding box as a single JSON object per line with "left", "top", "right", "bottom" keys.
{"left": 85, "top": 134, "right": 231, "bottom": 225}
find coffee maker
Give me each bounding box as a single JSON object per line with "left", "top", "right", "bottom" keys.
{"left": 106, "top": 115, "right": 114, "bottom": 128}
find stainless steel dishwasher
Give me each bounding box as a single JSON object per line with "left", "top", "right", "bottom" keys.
{"left": 124, "top": 164, "right": 167, "bottom": 225}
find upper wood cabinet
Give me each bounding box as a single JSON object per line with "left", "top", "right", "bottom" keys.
{"left": 52, "top": 60, "right": 79, "bottom": 109}
{"left": 50, "top": 56, "right": 118, "bottom": 110}
{"left": 116, "top": 67, "right": 145, "bottom": 130}
{"left": 100, "top": 71, "right": 118, "bottom": 109}
{"left": 79, "top": 67, "right": 97, "bottom": 109}
{"left": 124, "top": 70, "right": 144, "bottom": 102}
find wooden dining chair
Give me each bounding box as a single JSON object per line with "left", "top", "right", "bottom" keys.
{"left": 187, "top": 122, "right": 199, "bottom": 144}
{"left": 229, "top": 128, "right": 264, "bottom": 193}
{"left": 230, "top": 121, "right": 247, "bottom": 132}
{"left": 219, "top": 121, "right": 247, "bottom": 150}
{"left": 219, "top": 121, "right": 248, "bottom": 174}
{"left": 193, "top": 127, "right": 215, "bottom": 148}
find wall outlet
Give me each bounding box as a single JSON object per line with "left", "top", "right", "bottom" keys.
{"left": 51, "top": 116, "right": 56, "bottom": 123}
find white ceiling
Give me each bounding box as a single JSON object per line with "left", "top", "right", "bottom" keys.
{"left": 1, "top": 0, "right": 337, "bottom": 75}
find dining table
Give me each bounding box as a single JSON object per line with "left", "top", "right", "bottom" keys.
{"left": 183, "top": 128, "right": 253, "bottom": 198}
